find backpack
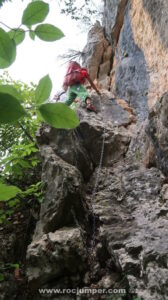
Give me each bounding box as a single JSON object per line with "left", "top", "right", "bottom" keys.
{"left": 64, "top": 61, "right": 87, "bottom": 86}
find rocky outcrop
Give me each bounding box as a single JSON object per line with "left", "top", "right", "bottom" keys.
{"left": 104, "top": 0, "right": 128, "bottom": 45}
{"left": 82, "top": 21, "right": 113, "bottom": 89}
{"left": 129, "top": 0, "right": 168, "bottom": 108}
{"left": 84, "top": 0, "right": 168, "bottom": 117}
{"left": 27, "top": 228, "right": 87, "bottom": 289}
{"left": 25, "top": 1, "right": 168, "bottom": 300}
{"left": 26, "top": 84, "right": 168, "bottom": 300}
{"left": 1, "top": 1, "right": 168, "bottom": 300}
{"left": 146, "top": 92, "right": 168, "bottom": 176}
{"left": 92, "top": 163, "right": 168, "bottom": 300}
{"left": 26, "top": 93, "right": 135, "bottom": 298}
{"left": 104, "top": 0, "right": 168, "bottom": 111}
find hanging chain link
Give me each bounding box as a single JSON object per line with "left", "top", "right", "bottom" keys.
{"left": 71, "top": 94, "right": 106, "bottom": 259}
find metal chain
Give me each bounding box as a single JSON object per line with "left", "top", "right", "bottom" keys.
{"left": 89, "top": 94, "right": 106, "bottom": 252}
{"left": 71, "top": 95, "right": 106, "bottom": 259}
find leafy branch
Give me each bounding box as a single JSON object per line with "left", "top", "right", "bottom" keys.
{"left": 0, "top": 1, "right": 80, "bottom": 210}
{"left": 0, "top": 1, "right": 79, "bottom": 129}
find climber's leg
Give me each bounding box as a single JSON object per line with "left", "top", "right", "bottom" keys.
{"left": 65, "top": 86, "right": 77, "bottom": 106}
{"left": 74, "top": 84, "right": 97, "bottom": 113}
{"left": 85, "top": 97, "right": 97, "bottom": 113}
{"left": 75, "top": 84, "right": 89, "bottom": 101}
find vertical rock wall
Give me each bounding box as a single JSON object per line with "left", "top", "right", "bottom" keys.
{"left": 84, "top": 0, "right": 168, "bottom": 114}
{"left": 24, "top": 1, "right": 168, "bottom": 300}
{"left": 130, "top": 0, "right": 168, "bottom": 108}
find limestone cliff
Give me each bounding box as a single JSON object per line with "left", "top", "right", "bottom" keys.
{"left": 1, "top": 1, "right": 168, "bottom": 300}
{"left": 26, "top": 1, "right": 168, "bottom": 300}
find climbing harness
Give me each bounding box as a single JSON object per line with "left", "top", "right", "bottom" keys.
{"left": 89, "top": 93, "right": 106, "bottom": 253}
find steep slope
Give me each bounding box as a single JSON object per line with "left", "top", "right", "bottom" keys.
{"left": 25, "top": 1, "right": 168, "bottom": 300}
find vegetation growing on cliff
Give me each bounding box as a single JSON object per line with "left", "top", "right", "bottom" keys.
{"left": 0, "top": 0, "right": 80, "bottom": 215}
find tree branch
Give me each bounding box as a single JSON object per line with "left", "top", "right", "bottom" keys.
{"left": 0, "top": 21, "right": 13, "bottom": 30}
{"left": 17, "top": 121, "right": 38, "bottom": 148}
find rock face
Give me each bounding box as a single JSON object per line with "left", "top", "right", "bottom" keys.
{"left": 146, "top": 92, "right": 168, "bottom": 177}
{"left": 25, "top": 1, "right": 168, "bottom": 300}
{"left": 26, "top": 93, "right": 134, "bottom": 297}
{"left": 104, "top": 0, "right": 168, "bottom": 110}
{"left": 82, "top": 21, "right": 113, "bottom": 89}
{"left": 92, "top": 164, "right": 168, "bottom": 300}
{"left": 27, "top": 228, "right": 87, "bottom": 289}
{"left": 26, "top": 92, "right": 168, "bottom": 300}
{"left": 104, "top": 0, "right": 128, "bottom": 45}
{"left": 129, "top": 0, "right": 168, "bottom": 109}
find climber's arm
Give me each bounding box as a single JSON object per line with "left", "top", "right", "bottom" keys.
{"left": 87, "top": 75, "right": 101, "bottom": 95}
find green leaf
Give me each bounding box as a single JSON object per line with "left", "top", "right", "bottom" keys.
{"left": 35, "top": 74, "right": 52, "bottom": 105}
{"left": 0, "top": 28, "right": 16, "bottom": 68}
{"left": 35, "top": 24, "right": 64, "bottom": 41}
{"left": 38, "top": 103, "right": 79, "bottom": 129}
{"left": 0, "top": 214, "right": 6, "bottom": 221}
{"left": 22, "top": 1, "right": 49, "bottom": 26}
{"left": 38, "top": 197, "right": 44, "bottom": 204}
{"left": 0, "top": 274, "right": 4, "bottom": 282}
{"left": 6, "top": 210, "right": 13, "bottom": 216}
{"left": 8, "top": 29, "right": 25, "bottom": 46}
{"left": 0, "top": 183, "right": 22, "bottom": 201}
{"left": 0, "top": 93, "right": 26, "bottom": 124}
{"left": 18, "top": 160, "right": 31, "bottom": 168}
{"left": 29, "top": 30, "right": 35, "bottom": 40}
{"left": 9, "top": 199, "right": 20, "bottom": 208}
{"left": 8, "top": 263, "right": 19, "bottom": 270}
{"left": 0, "top": 85, "right": 24, "bottom": 102}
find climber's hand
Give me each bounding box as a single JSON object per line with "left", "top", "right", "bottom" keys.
{"left": 97, "top": 90, "right": 101, "bottom": 96}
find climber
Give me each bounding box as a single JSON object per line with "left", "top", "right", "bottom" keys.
{"left": 53, "top": 83, "right": 79, "bottom": 109}
{"left": 63, "top": 61, "right": 101, "bottom": 113}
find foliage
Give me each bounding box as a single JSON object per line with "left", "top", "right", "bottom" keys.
{"left": 0, "top": 72, "right": 38, "bottom": 158}
{"left": 0, "top": 28, "right": 16, "bottom": 68}
{"left": 35, "top": 24, "right": 64, "bottom": 41}
{"left": 0, "top": 74, "right": 79, "bottom": 128}
{"left": 0, "top": 92, "right": 27, "bottom": 124}
{"left": 35, "top": 74, "right": 52, "bottom": 105}
{"left": 59, "top": 0, "right": 103, "bottom": 26}
{"left": 38, "top": 102, "right": 79, "bottom": 129}
{"left": 0, "top": 183, "right": 22, "bottom": 201}
{"left": 0, "top": 274, "right": 4, "bottom": 282}
{"left": 0, "top": 0, "right": 10, "bottom": 8}
{"left": 8, "top": 29, "right": 25, "bottom": 45}
{"left": 0, "top": 1, "right": 80, "bottom": 220}
{"left": 0, "top": 181, "right": 43, "bottom": 224}
{"left": 0, "top": 1, "right": 64, "bottom": 67}
{"left": 22, "top": 1, "right": 49, "bottom": 26}
{"left": 1, "top": 142, "right": 39, "bottom": 183}
{"left": 0, "top": 74, "right": 41, "bottom": 224}
{"left": 0, "top": 0, "right": 78, "bottom": 130}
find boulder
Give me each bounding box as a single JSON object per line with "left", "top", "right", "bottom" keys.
{"left": 34, "top": 146, "right": 87, "bottom": 236}
{"left": 36, "top": 125, "right": 93, "bottom": 181}
{"left": 27, "top": 228, "right": 87, "bottom": 289}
